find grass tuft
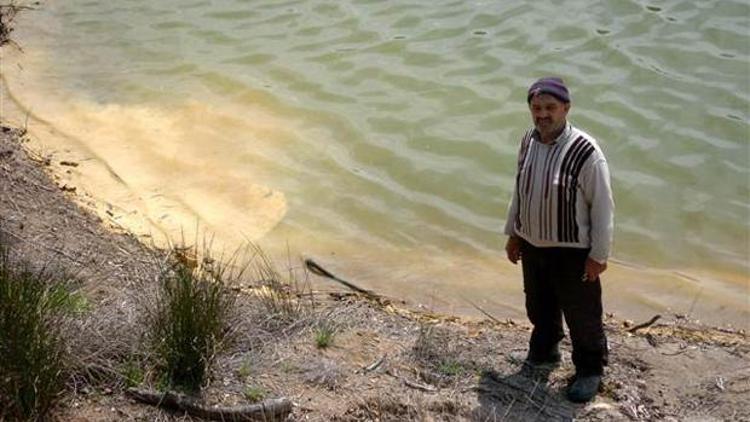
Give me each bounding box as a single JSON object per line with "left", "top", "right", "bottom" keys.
{"left": 120, "top": 358, "right": 145, "bottom": 389}
{"left": 314, "top": 323, "right": 336, "bottom": 349}
{"left": 0, "top": 240, "right": 73, "bottom": 420}
{"left": 237, "top": 357, "right": 253, "bottom": 378}
{"left": 438, "top": 360, "right": 463, "bottom": 376}
{"left": 144, "top": 241, "right": 241, "bottom": 393}
{"left": 243, "top": 385, "right": 266, "bottom": 403}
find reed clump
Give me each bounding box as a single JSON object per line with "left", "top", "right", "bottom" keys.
{"left": 0, "top": 240, "right": 75, "bottom": 421}
{"left": 143, "top": 242, "right": 242, "bottom": 393}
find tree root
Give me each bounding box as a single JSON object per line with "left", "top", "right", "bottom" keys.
{"left": 125, "top": 388, "right": 293, "bottom": 421}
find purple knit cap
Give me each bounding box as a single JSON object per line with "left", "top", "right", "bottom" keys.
{"left": 527, "top": 77, "right": 570, "bottom": 103}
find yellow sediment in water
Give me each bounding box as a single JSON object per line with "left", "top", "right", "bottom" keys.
{"left": 1, "top": 46, "right": 747, "bottom": 329}
{"left": 1, "top": 47, "right": 287, "bottom": 249}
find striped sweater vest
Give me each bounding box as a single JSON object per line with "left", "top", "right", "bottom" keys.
{"left": 504, "top": 123, "right": 614, "bottom": 263}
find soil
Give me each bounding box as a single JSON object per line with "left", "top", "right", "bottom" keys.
{"left": 1, "top": 126, "right": 748, "bottom": 421}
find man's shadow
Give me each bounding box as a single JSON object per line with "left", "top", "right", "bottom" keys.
{"left": 472, "top": 364, "right": 577, "bottom": 421}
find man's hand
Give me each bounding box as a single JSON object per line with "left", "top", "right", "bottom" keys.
{"left": 505, "top": 236, "right": 522, "bottom": 264}
{"left": 583, "top": 258, "right": 607, "bottom": 282}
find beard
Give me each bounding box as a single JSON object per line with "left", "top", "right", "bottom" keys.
{"left": 535, "top": 118, "right": 551, "bottom": 127}
{"left": 535, "top": 118, "right": 562, "bottom": 132}
{"left": 534, "top": 119, "right": 565, "bottom": 142}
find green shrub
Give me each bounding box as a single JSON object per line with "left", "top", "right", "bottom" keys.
{"left": 238, "top": 357, "right": 253, "bottom": 378}
{"left": 438, "top": 361, "right": 463, "bottom": 376}
{"left": 0, "top": 243, "right": 72, "bottom": 420}
{"left": 120, "top": 358, "right": 145, "bottom": 388}
{"left": 243, "top": 385, "right": 265, "bottom": 403}
{"left": 147, "top": 244, "right": 239, "bottom": 393}
{"left": 314, "top": 323, "right": 336, "bottom": 349}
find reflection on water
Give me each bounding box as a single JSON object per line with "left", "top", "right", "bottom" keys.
{"left": 1, "top": 0, "right": 748, "bottom": 328}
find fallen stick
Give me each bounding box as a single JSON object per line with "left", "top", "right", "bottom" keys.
{"left": 403, "top": 378, "right": 438, "bottom": 393}
{"left": 628, "top": 315, "right": 661, "bottom": 333}
{"left": 125, "top": 388, "right": 292, "bottom": 421}
{"left": 462, "top": 296, "right": 502, "bottom": 324}
{"left": 362, "top": 354, "right": 387, "bottom": 373}
{"left": 305, "top": 259, "right": 376, "bottom": 297}
{"left": 385, "top": 369, "right": 437, "bottom": 393}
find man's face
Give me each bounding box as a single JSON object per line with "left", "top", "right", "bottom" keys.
{"left": 529, "top": 94, "right": 570, "bottom": 140}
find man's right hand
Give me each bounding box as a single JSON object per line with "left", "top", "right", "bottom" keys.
{"left": 505, "top": 236, "right": 522, "bottom": 264}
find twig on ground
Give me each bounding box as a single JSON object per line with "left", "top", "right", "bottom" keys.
{"left": 362, "top": 354, "right": 387, "bottom": 373}
{"left": 715, "top": 376, "right": 725, "bottom": 391}
{"left": 661, "top": 348, "right": 690, "bottom": 357}
{"left": 462, "top": 296, "right": 502, "bottom": 324}
{"left": 125, "top": 388, "right": 293, "bottom": 421}
{"left": 628, "top": 315, "right": 661, "bottom": 334}
{"left": 403, "top": 378, "right": 438, "bottom": 393}
{"left": 502, "top": 396, "right": 518, "bottom": 420}
{"left": 5, "top": 194, "right": 21, "bottom": 213}
{"left": 20, "top": 175, "right": 56, "bottom": 192}
{"left": 305, "top": 259, "right": 376, "bottom": 297}
{"left": 386, "top": 368, "right": 437, "bottom": 393}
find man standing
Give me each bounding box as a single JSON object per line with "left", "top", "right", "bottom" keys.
{"left": 504, "top": 77, "right": 614, "bottom": 403}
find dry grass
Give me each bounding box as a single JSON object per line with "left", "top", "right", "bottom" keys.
{"left": 0, "top": 2, "right": 31, "bottom": 47}
{"left": 246, "top": 243, "right": 314, "bottom": 325}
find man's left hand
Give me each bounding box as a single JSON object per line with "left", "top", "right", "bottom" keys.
{"left": 583, "top": 258, "right": 607, "bottom": 282}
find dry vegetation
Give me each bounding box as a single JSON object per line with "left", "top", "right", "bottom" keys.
{"left": 0, "top": 2, "right": 34, "bottom": 47}
{"left": 1, "top": 121, "right": 749, "bottom": 422}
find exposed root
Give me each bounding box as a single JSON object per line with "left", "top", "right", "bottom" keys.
{"left": 125, "top": 388, "right": 293, "bottom": 421}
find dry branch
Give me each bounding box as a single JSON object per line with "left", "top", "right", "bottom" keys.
{"left": 402, "top": 378, "right": 438, "bottom": 393}
{"left": 362, "top": 354, "right": 387, "bottom": 373}
{"left": 305, "top": 259, "right": 376, "bottom": 297}
{"left": 125, "top": 388, "right": 292, "bottom": 421}
{"left": 628, "top": 315, "right": 661, "bottom": 334}
{"left": 462, "top": 297, "right": 502, "bottom": 324}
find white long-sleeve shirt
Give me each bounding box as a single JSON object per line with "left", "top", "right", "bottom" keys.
{"left": 504, "top": 123, "right": 614, "bottom": 263}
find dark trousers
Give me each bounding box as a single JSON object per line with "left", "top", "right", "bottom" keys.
{"left": 521, "top": 240, "right": 608, "bottom": 376}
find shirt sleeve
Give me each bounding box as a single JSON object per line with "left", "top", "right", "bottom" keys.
{"left": 504, "top": 178, "right": 519, "bottom": 237}
{"left": 582, "top": 158, "right": 614, "bottom": 263}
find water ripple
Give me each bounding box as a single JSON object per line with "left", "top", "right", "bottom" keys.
{"left": 14, "top": 0, "right": 750, "bottom": 323}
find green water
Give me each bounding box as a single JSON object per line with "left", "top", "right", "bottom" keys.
{"left": 4, "top": 0, "right": 749, "bottom": 325}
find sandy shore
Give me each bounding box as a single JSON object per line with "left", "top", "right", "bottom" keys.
{"left": 2, "top": 123, "right": 749, "bottom": 421}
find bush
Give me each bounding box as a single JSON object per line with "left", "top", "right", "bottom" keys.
{"left": 146, "top": 244, "right": 240, "bottom": 393}
{"left": 0, "top": 242, "right": 73, "bottom": 420}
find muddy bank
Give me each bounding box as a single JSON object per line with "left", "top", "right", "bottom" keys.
{"left": 2, "top": 126, "right": 749, "bottom": 421}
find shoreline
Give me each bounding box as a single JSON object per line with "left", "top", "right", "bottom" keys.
{"left": 1, "top": 7, "right": 748, "bottom": 332}
{"left": 2, "top": 123, "right": 748, "bottom": 420}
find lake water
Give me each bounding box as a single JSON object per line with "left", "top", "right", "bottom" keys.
{"left": 2, "top": 0, "right": 748, "bottom": 327}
